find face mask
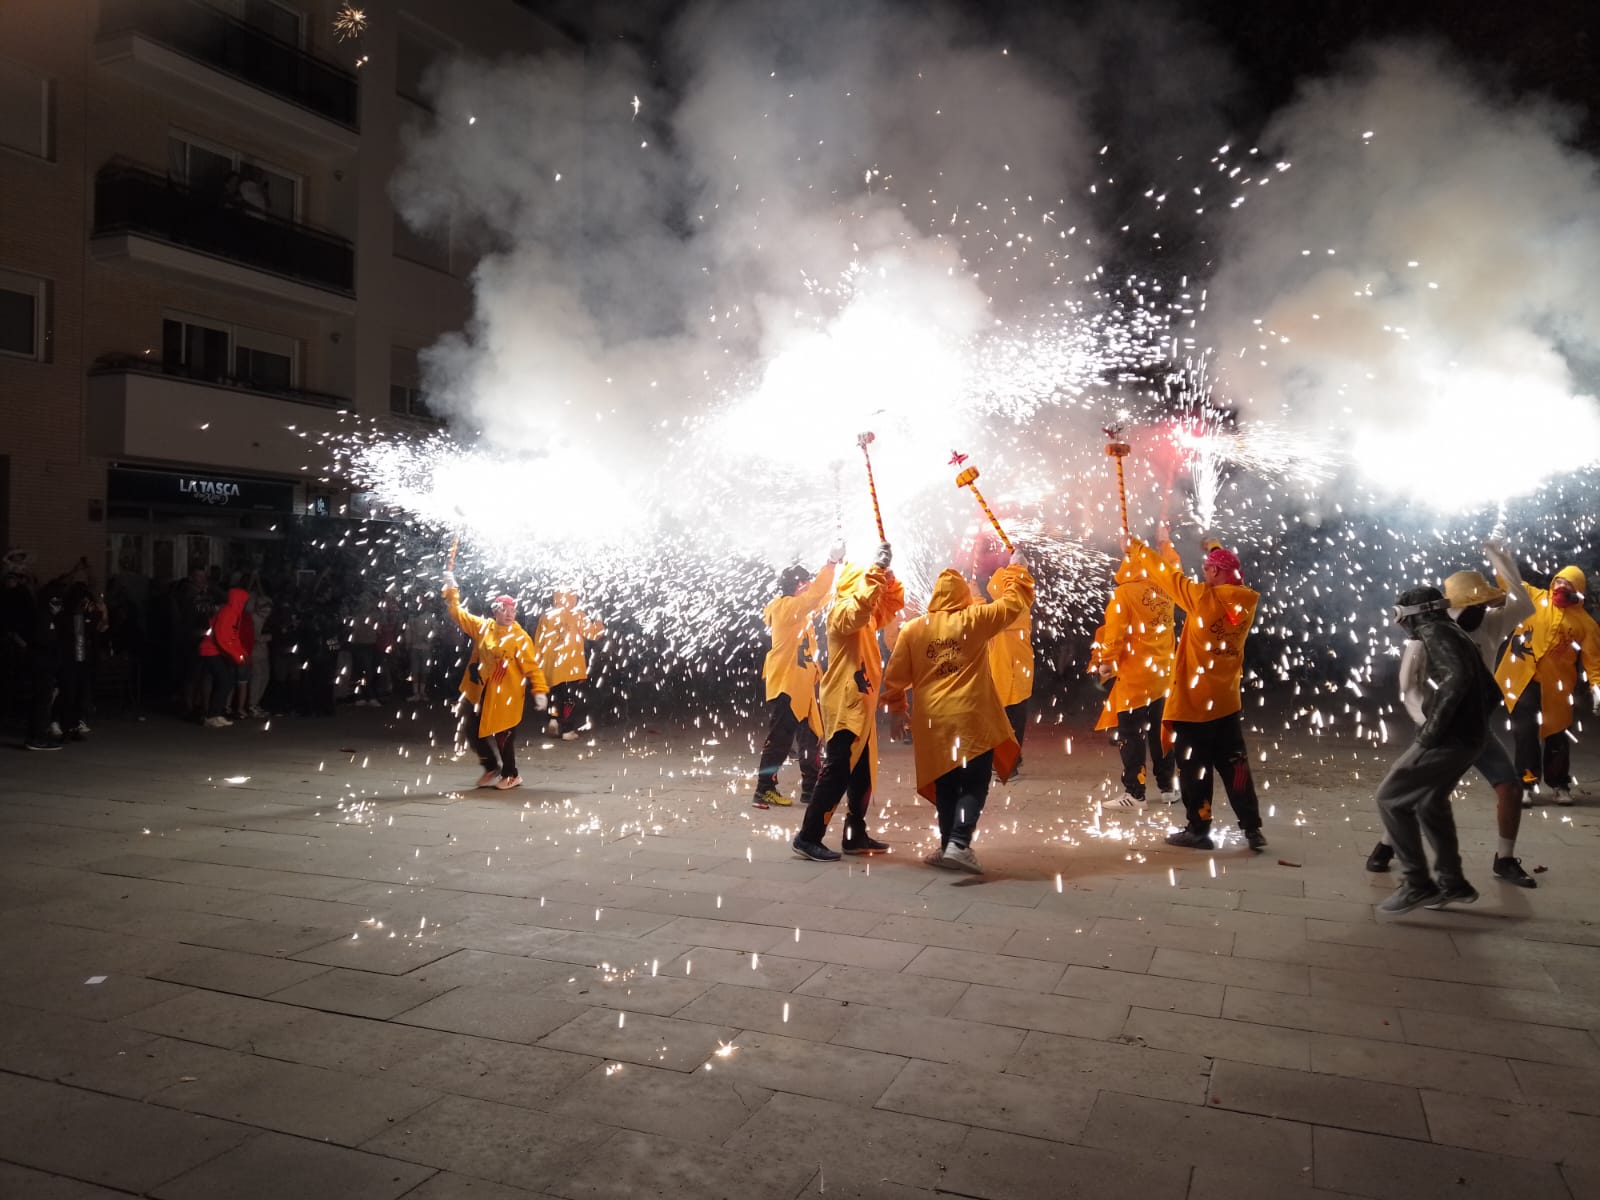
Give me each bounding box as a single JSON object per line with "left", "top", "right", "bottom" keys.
{"left": 1552, "top": 587, "right": 1581, "bottom": 609}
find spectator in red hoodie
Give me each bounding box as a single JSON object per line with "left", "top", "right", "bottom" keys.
{"left": 200, "top": 586, "right": 249, "bottom": 727}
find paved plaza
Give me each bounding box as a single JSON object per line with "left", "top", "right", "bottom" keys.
{"left": 3, "top": 703, "right": 1600, "bottom": 1199}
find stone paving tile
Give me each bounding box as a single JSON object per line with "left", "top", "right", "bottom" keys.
{"left": 1313, "top": 963, "right": 1600, "bottom": 1029}
{"left": 649, "top": 915, "right": 792, "bottom": 952}
{"left": 1120, "top": 1007, "right": 1313, "bottom": 1070}
{"left": 147, "top": 1051, "right": 437, "bottom": 1145}
{"left": 1208, "top": 1058, "right": 1428, "bottom": 1139}
{"left": 1148, "top": 945, "right": 1312, "bottom": 994}
{"left": 290, "top": 932, "right": 463, "bottom": 975}
{"left": 0, "top": 1000, "right": 158, "bottom": 1079}
{"left": 620, "top": 888, "right": 776, "bottom": 922}
{"left": 875, "top": 1057, "right": 1098, "bottom": 1143}
{"left": 1005, "top": 1029, "right": 1212, "bottom": 1104}
{"left": 394, "top": 988, "right": 589, "bottom": 1044}
{"left": 1509, "top": 1057, "right": 1600, "bottom": 1116}
{"left": 902, "top": 945, "right": 1065, "bottom": 992}
{"left": 688, "top": 1029, "right": 906, "bottom": 1106}
{"left": 780, "top": 928, "right": 924, "bottom": 970}
{"left": 1398, "top": 1005, "right": 1600, "bottom": 1066}
{"left": 949, "top": 981, "right": 1128, "bottom": 1041}
{"left": 1079, "top": 1089, "right": 1313, "bottom": 1176}
{"left": 385, "top": 1034, "right": 599, "bottom": 1108}
{"left": 1420, "top": 1088, "right": 1600, "bottom": 1168}
{"left": 1223, "top": 984, "right": 1404, "bottom": 1041}
{"left": 794, "top": 963, "right": 970, "bottom": 1016}
{"left": 406, "top": 948, "right": 584, "bottom": 990}
{"left": 942, "top": 1127, "right": 1190, "bottom": 1200}
{"left": 538, "top": 1006, "right": 738, "bottom": 1072}
{"left": 748, "top": 900, "right": 908, "bottom": 936}
{"left": 550, "top": 1126, "right": 813, "bottom": 1200}
{"left": 149, "top": 1130, "right": 435, "bottom": 1200}
{"left": 546, "top": 1060, "right": 771, "bottom": 1145}
{"left": 831, "top": 1002, "right": 1026, "bottom": 1067}
{"left": 362, "top": 1094, "right": 609, "bottom": 1193}
{"left": 1312, "top": 1125, "right": 1570, "bottom": 1200}
{"left": 0, "top": 966, "right": 189, "bottom": 1022}
{"left": 1385, "top": 947, "right": 1562, "bottom": 992}
{"left": 725, "top": 1090, "right": 966, "bottom": 1190}
{"left": 118, "top": 989, "right": 305, "bottom": 1049}
{"left": 674, "top": 981, "right": 850, "bottom": 1042}
{"left": 864, "top": 912, "right": 1014, "bottom": 952}
{"left": 1091, "top": 915, "right": 1235, "bottom": 954}
{"left": 147, "top": 945, "right": 332, "bottom": 997}
{"left": 1186, "top": 1164, "right": 1369, "bottom": 1200}
{"left": 265, "top": 964, "right": 456, "bottom": 1018}
{"left": 247, "top": 1009, "right": 454, "bottom": 1075}
{"left": 181, "top": 918, "right": 347, "bottom": 958}
{"left": 401, "top": 1172, "right": 555, "bottom": 1199}
{"left": 1000, "top": 927, "right": 1157, "bottom": 971}
{"left": 0, "top": 1071, "right": 253, "bottom": 1193}
{"left": 1054, "top": 963, "right": 1225, "bottom": 1016}
{"left": 530, "top": 966, "right": 710, "bottom": 1016}
{"left": 0, "top": 1161, "right": 142, "bottom": 1199}
{"left": 1306, "top": 1030, "right": 1523, "bottom": 1101}
{"left": 660, "top": 945, "right": 822, "bottom": 991}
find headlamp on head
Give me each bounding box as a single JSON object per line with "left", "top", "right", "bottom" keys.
{"left": 1390, "top": 596, "right": 1449, "bottom": 625}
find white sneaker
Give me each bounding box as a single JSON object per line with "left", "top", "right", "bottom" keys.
{"left": 495, "top": 775, "right": 523, "bottom": 790}
{"left": 561, "top": 731, "right": 579, "bottom": 742}
{"left": 1116, "top": 793, "right": 1143, "bottom": 807}
{"left": 48, "top": 722, "right": 62, "bottom": 738}
{"left": 940, "top": 843, "right": 983, "bottom": 874}
{"left": 1554, "top": 786, "right": 1575, "bottom": 806}
{"left": 476, "top": 770, "right": 500, "bottom": 788}
{"left": 72, "top": 721, "right": 91, "bottom": 735}
{"left": 204, "top": 716, "right": 233, "bottom": 728}
{"left": 1158, "top": 790, "right": 1177, "bottom": 804}
{"left": 545, "top": 719, "right": 560, "bottom": 737}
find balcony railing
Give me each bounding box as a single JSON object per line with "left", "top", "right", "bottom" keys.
{"left": 99, "top": 0, "right": 359, "bottom": 130}
{"left": 94, "top": 163, "right": 355, "bottom": 296}
{"left": 92, "top": 355, "right": 350, "bottom": 409}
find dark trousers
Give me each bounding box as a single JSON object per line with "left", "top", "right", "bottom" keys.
{"left": 799, "top": 729, "right": 872, "bottom": 843}
{"left": 933, "top": 749, "right": 994, "bottom": 849}
{"left": 26, "top": 654, "right": 57, "bottom": 742}
{"left": 756, "top": 694, "right": 819, "bottom": 799}
{"left": 56, "top": 660, "right": 89, "bottom": 730}
{"left": 1376, "top": 739, "right": 1477, "bottom": 887}
{"left": 351, "top": 644, "right": 380, "bottom": 699}
{"left": 203, "top": 654, "right": 232, "bottom": 718}
{"left": 1117, "top": 698, "right": 1174, "bottom": 800}
{"left": 1171, "top": 712, "right": 1262, "bottom": 834}
{"left": 477, "top": 723, "right": 519, "bottom": 778}
{"left": 1510, "top": 682, "right": 1572, "bottom": 790}
{"left": 1005, "top": 700, "right": 1029, "bottom": 765}
{"left": 552, "top": 680, "right": 587, "bottom": 734}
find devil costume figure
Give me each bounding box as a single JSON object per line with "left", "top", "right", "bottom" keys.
{"left": 752, "top": 544, "right": 841, "bottom": 808}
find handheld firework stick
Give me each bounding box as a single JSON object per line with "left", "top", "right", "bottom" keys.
{"left": 1104, "top": 425, "right": 1132, "bottom": 538}
{"left": 858, "top": 431, "right": 887, "bottom": 542}
{"left": 951, "top": 453, "right": 1013, "bottom": 552}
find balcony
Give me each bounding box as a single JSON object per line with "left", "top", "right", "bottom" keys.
{"left": 87, "top": 365, "right": 349, "bottom": 478}
{"left": 96, "top": 0, "right": 359, "bottom": 156}
{"left": 91, "top": 163, "right": 356, "bottom": 312}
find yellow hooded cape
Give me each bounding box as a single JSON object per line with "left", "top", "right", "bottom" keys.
{"left": 445, "top": 587, "right": 549, "bottom": 737}
{"left": 761, "top": 562, "right": 836, "bottom": 732}
{"left": 1495, "top": 567, "right": 1600, "bottom": 739}
{"left": 1093, "top": 545, "right": 1180, "bottom": 730}
{"left": 985, "top": 569, "right": 1035, "bottom": 708}
{"left": 882, "top": 564, "right": 1035, "bottom": 801}
{"left": 533, "top": 593, "right": 605, "bottom": 687}
{"left": 818, "top": 563, "right": 905, "bottom": 786}
{"left": 1125, "top": 539, "right": 1258, "bottom": 726}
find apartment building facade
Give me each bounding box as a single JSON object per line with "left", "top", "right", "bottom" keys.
{"left": 0, "top": 0, "right": 568, "bottom": 583}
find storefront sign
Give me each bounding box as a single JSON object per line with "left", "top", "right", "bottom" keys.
{"left": 108, "top": 467, "right": 296, "bottom": 513}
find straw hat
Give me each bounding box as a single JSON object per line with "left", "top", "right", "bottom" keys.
{"left": 1442, "top": 570, "right": 1505, "bottom": 609}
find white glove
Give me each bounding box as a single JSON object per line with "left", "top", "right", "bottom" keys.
{"left": 443, "top": 571, "right": 458, "bottom": 590}
{"left": 534, "top": 692, "right": 549, "bottom": 711}
{"left": 828, "top": 538, "right": 846, "bottom": 564}
{"left": 1591, "top": 684, "right": 1600, "bottom": 709}
{"left": 873, "top": 542, "right": 892, "bottom": 569}
{"left": 1009, "top": 545, "right": 1029, "bottom": 570}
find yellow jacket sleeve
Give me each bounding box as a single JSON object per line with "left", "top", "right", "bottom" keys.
{"left": 961, "top": 566, "right": 1034, "bottom": 643}
{"left": 881, "top": 624, "right": 914, "bottom": 712}
{"left": 794, "top": 561, "right": 836, "bottom": 614}
{"left": 444, "top": 587, "right": 489, "bottom": 641}
{"left": 1129, "top": 540, "right": 1203, "bottom": 614}
{"left": 518, "top": 637, "right": 549, "bottom": 694}
{"left": 826, "top": 566, "right": 886, "bottom": 638}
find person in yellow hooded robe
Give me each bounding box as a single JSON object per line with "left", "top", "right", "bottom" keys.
{"left": 753, "top": 542, "right": 842, "bottom": 808}
{"left": 881, "top": 552, "right": 1034, "bottom": 874}
{"left": 533, "top": 590, "right": 605, "bottom": 741}
{"left": 985, "top": 564, "right": 1035, "bottom": 772}
{"left": 1092, "top": 540, "right": 1181, "bottom": 806}
{"left": 1124, "top": 535, "right": 1266, "bottom": 852}
{"left": 443, "top": 571, "right": 549, "bottom": 791}
{"left": 1495, "top": 564, "right": 1600, "bottom": 806}
{"left": 793, "top": 543, "right": 904, "bottom": 860}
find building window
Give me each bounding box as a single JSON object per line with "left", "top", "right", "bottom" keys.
{"left": 0, "top": 57, "right": 53, "bottom": 160}
{"left": 389, "top": 345, "right": 435, "bottom": 420}
{"left": 162, "top": 313, "right": 298, "bottom": 391}
{"left": 393, "top": 213, "right": 452, "bottom": 273}
{"left": 238, "top": 0, "right": 305, "bottom": 48}
{"left": 0, "top": 268, "right": 50, "bottom": 360}
{"left": 395, "top": 30, "right": 441, "bottom": 108}
{"left": 168, "top": 131, "right": 300, "bottom": 222}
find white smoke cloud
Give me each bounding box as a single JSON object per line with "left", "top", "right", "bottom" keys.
{"left": 1205, "top": 43, "right": 1600, "bottom": 511}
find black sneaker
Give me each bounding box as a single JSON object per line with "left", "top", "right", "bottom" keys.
{"left": 1492, "top": 855, "right": 1536, "bottom": 889}
{"left": 792, "top": 838, "right": 841, "bottom": 862}
{"left": 1427, "top": 879, "right": 1480, "bottom": 909}
{"left": 1379, "top": 880, "right": 1442, "bottom": 914}
{"left": 1165, "top": 828, "right": 1215, "bottom": 850}
{"left": 842, "top": 831, "right": 890, "bottom": 855}
{"left": 1244, "top": 828, "right": 1267, "bottom": 851}
{"left": 1365, "top": 841, "right": 1394, "bottom": 873}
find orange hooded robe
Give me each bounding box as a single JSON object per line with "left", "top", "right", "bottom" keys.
{"left": 1093, "top": 545, "right": 1180, "bottom": 731}
{"left": 985, "top": 570, "right": 1034, "bottom": 709}
{"left": 882, "top": 564, "right": 1035, "bottom": 800}
{"left": 445, "top": 587, "right": 549, "bottom": 737}
{"left": 534, "top": 592, "right": 605, "bottom": 687}
{"left": 1124, "top": 539, "right": 1258, "bottom": 726}
{"left": 1495, "top": 567, "right": 1600, "bottom": 740}
{"left": 817, "top": 563, "right": 905, "bottom": 788}
{"left": 761, "top": 562, "right": 836, "bottom": 733}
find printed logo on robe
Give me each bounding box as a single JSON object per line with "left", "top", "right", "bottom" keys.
{"left": 1206, "top": 615, "right": 1242, "bottom": 657}
{"left": 1139, "top": 585, "right": 1173, "bottom": 622}
{"left": 795, "top": 636, "right": 814, "bottom": 669}
{"left": 925, "top": 637, "right": 962, "bottom": 677}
